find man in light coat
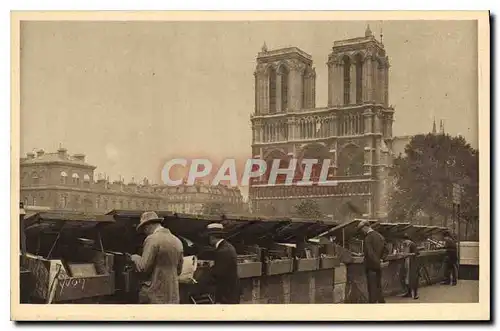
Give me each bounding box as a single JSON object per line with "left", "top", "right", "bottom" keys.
{"left": 131, "top": 211, "right": 184, "bottom": 304}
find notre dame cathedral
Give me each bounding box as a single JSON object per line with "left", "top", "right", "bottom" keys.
{"left": 249, "top": 26, "right": 395, "bottom": 220}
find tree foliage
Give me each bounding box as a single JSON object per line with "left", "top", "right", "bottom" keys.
{"left": 389, "top": 133, "right": 479, "bottom": 237}
{"left": 294, "top": 199, "right": 324, "bottom": 219}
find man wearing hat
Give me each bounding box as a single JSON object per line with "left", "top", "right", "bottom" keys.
{"left": 130, "top": 211, "right": 184, "bottom": 304}
{"left": 401, "top": 233, "right": 420, "bottom": 299}
{"left": 357, "top": 220, "right": 386, "bottom": 303}
{"left": 203, "top": 223, "right": 240, "bottom": 304}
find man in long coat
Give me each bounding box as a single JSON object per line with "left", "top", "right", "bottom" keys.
{"left": 203, "top": 223, "right": 241, "bottom": 304}
{"left": 131, "top": 211, "right": 184, "bottom": 304}
{"left": 357, "top": 220, "right": 386, "bottom": 303}
{"left": 401, "top": 233, "right": 420, "bottom": 299}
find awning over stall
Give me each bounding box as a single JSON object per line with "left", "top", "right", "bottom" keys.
{"left": 314, "top": 218, "right": 379, "bottom": 245}
{"left": 372, "top": 223, "right": 412, "bottom": 240}
{"left": 24, "top": 211, "right": 115, "bottom": 236}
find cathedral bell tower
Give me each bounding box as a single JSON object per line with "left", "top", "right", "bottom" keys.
{"left": 327, "top": 25, "right": 390, "bottom": 107}
{"left": 326, "top": 24, "right": 394, "bottom": 219}
{"left": 254, "top": 44, "right": 316, "bottom": 114}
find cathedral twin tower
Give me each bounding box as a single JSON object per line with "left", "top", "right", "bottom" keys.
{"left": 254, "top": 25, "right": 390, "bottom": 116}
{"left": 250, "top": 25, "right": 395, "bottom": 219}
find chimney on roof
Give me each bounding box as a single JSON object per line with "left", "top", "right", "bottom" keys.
{"left": 57, "top": 147, "right": 67, "bottom": 159}
{"left": 26, "top": 152, "right": 35, "bottom": 160}
{"left": 36, "top": 149, "right": 45, "bottom": 157}
{"left": 73, "top": 153, "right": 85, "bottom": 162}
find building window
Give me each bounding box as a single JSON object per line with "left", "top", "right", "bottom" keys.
{"left": 32, "top": 172, "right": 39, "bottom": 185}
{"left": 83, "top": 174, "right": 91, "bottom": 187}
{"left": 269, "top": 67, "right": 277, "bottom": 113}
{"left": 343, "top": 56, "right": 351, "bottom": 105}
{"left": 72, "top": 173, "right": 80, "bottom": 185}
{"left": 60, "top": 171, "right": 68, "bottom": 184}
{"left": 280, "top": 66, "right": 289, "bottom": 111}
{"left": 60, "top": 195, "right": 68, "bottom": 208}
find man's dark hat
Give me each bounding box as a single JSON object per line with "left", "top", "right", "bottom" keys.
{"left": 356, "top": 219, "right": 371, "bottom": 230}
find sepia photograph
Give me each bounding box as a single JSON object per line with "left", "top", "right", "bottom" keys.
{"left": 10, "top": 11, "right": 490, "bottom": 321}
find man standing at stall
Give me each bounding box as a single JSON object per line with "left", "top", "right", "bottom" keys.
{"left": 357, "top": 220, "right": 387, "bottom": 303}
{"left": 402, "top": 233, "right": 420, "bottom": 299}
{"left": 203, "top": 223, "right": 241, "bottom": 304}
{"left": 441, "top": 231, "right": 458, "bottom": 286}
{"left": 131, "top": 211, "right": 184, "bottom": 304}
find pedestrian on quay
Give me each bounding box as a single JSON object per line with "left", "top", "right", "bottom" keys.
{"left": 441, "top": 231, "right": 458, "bottom": 286}
{"left": 130, "top": 211, "right": 184, "bottom": 304}
{"left": 357, "top": 220, "right": 387, "bottom": 303}
{"left": 401, "top": 233, "right": 420, "bottom": 299}
{"left": 203, "top": 223, "right": 241, "bottom": 304}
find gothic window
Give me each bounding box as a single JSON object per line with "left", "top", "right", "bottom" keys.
{"left": 355, "top": 55, "right": 363, "bottom": 104}
{"left": 269, "top": 67, "right": 277, "bottom": 113}
{"left": 353, "top": 116, "right": 357, "bottom": 134}
{"left": 280, "top": 66, "right": 289, "bottom": 111}
{"left": 302, "top": 72, "right": 307, "bottom": 108}
{"left": 60, "top": 171, "right": 68, "bottom": 184}
{"left": 255, "top": 74, "right": 258, "bottom": 114}
{"left": 343, "top": 56, "right": 351, "bottom": 105}
{"left": 338, "top": 144, "right": 364, "bottom": 176}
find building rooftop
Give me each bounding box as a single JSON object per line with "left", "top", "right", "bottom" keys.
{"left": 257, "top": 45, "right": 313, "bottom": 64}
{"left": 21, "top": 148, "right": 96, "bottom": 169}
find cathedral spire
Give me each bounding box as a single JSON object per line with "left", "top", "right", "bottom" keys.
{"left": 365, "top": 24, "right": 373, "bottom": 37}
{"left": 261, "top": 42, "right": 268, "bottom": 53}
{"left": 432, "top": 117, "right": 437, "bottom": 134}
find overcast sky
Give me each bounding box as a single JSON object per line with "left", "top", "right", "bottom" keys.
{"left": 20, "top": 20, "right": 478, "bottom": 188}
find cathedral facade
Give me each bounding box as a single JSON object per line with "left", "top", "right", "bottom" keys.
{"left": 249, "top": 26, "right": 395, "bottom": 219}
